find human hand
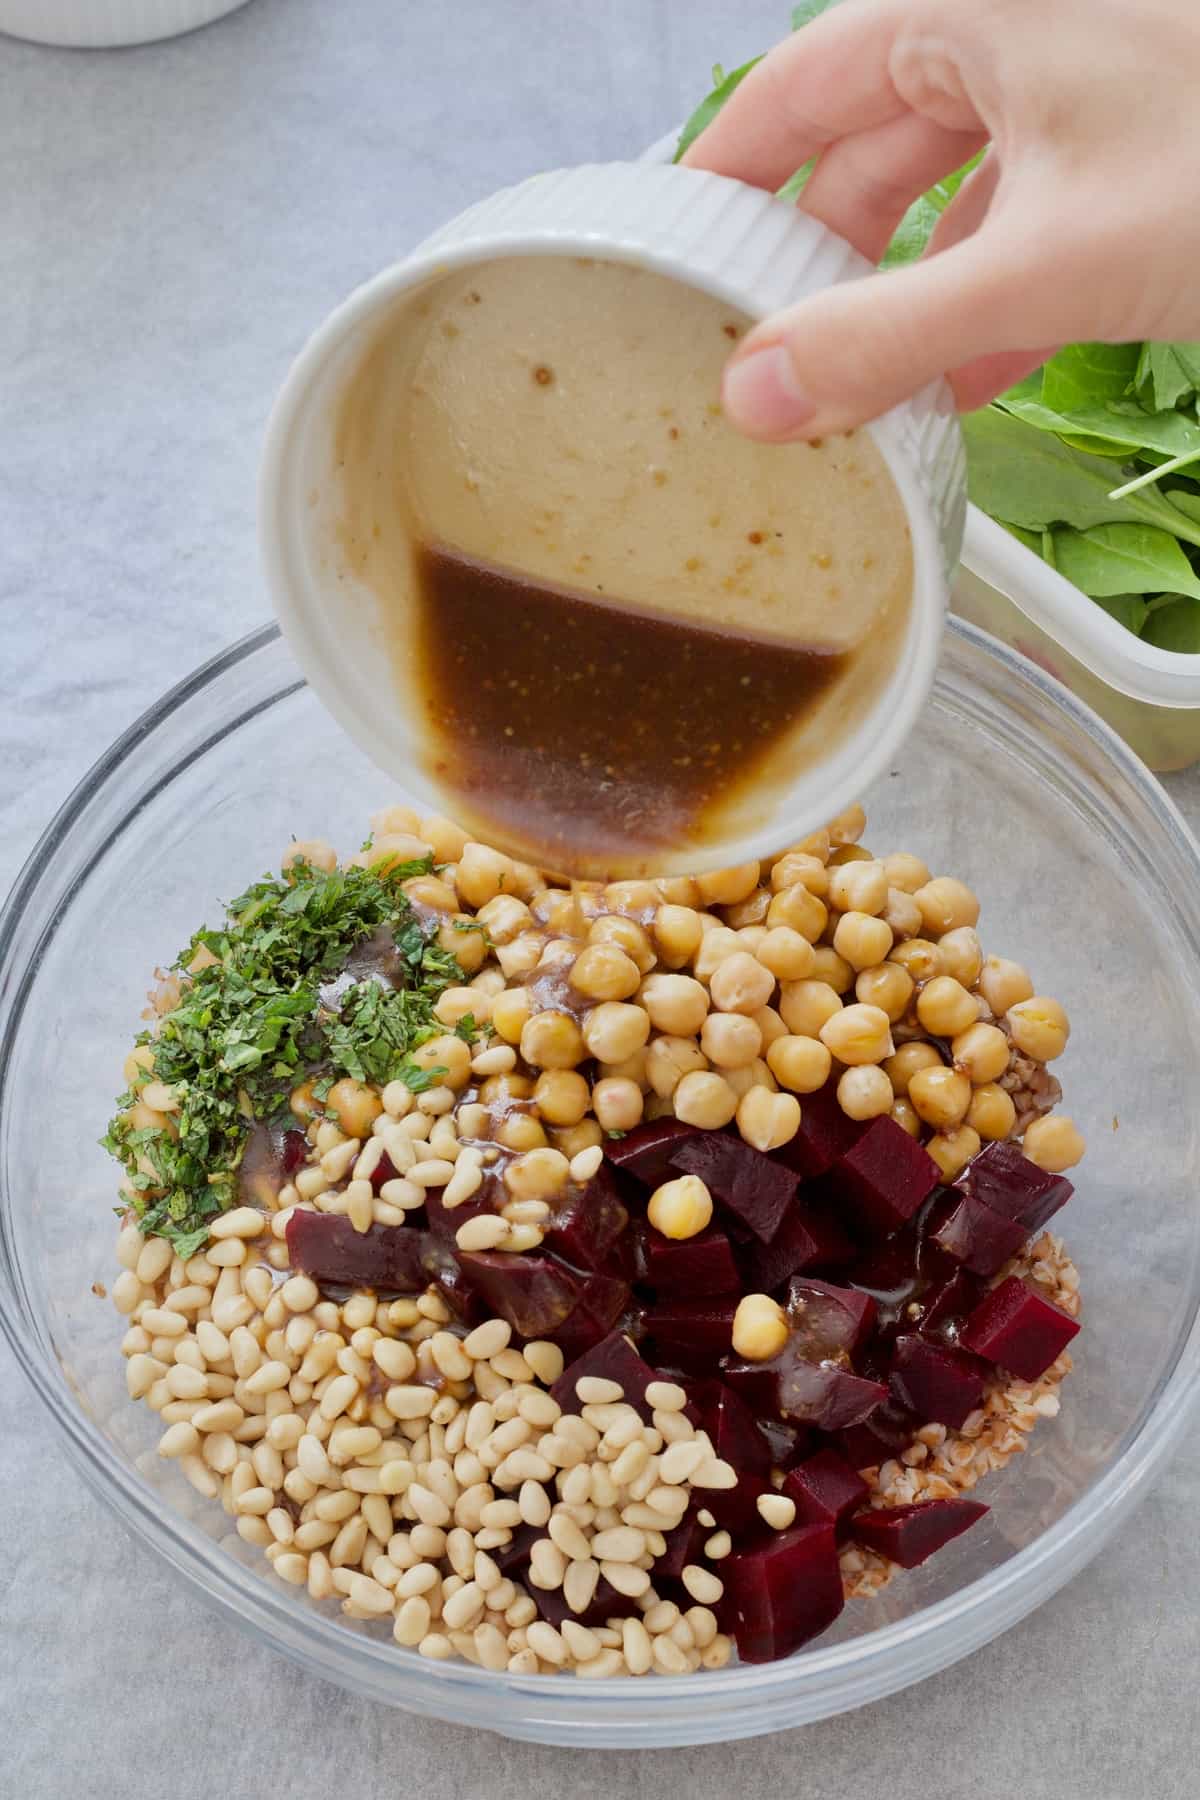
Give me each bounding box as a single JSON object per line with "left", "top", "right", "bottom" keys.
{"left": 682, "top": 0, "right": 1200, "bottom": 440}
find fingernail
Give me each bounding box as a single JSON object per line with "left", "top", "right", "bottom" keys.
{"left": 722, "top": 343, "right": 816, "bottom": 439}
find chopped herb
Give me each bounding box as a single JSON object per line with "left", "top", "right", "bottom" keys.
{"left": 453, "top": 1012, "right": 494, "bottom": 1046}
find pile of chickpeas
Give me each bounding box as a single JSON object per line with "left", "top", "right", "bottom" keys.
{"left": 281, "top": 798, "right": 1084, "bottom": 1248}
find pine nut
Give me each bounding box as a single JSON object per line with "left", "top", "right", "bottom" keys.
{"left": 548, "top": 1513, "right": 592, "bottom": 1562}
{"left": 576, "top": 1648, "right": 625, "bottom": 1678}
{"left": 125, "top": 1354, "right": 165, "bottom": 1399}
{"left": 244, "top": 1359, "right": 292, "bottom": 1395}
{"left": 590, "top": 1526, "right": 644, "bottom": 1563}
{"left": 319, "top": 1373, "right": 360, "bottom": 1421}
{"left": 408, "top": 1483, "right": 452, "bottom": 1527}
{"left": 522, "top": 1341, "right": 564, "bottom": 1385}
{"left": 385, "top": 1385, "right": 436, "bottom": 1420}
{"left": 157, "top": 1421, "right": 200, "bottom": 1458}
{"left": 140, "top": 1307, "right": 187, "bottom": 1338}
{"left": 529, "top": 1539, "right": 566, "bottom": 1589}
{"left": 704, "top": 1531, "right": 732, "bottom": 1560}
{"left": 653, "top": 1634, "right": 691, "bottom": 1674}
{"left": 394, "top": 1596, "right": 431, "bottom": 1645}
{"left": 442, "top": 1580, "right": 484, "bottom": 1630}
{"left": 576, "top": 1376, "right": 625, "bottom": 1406}
{"left": 430, "top": 1332, "right": 473, "bottom": 1382}
{"left": 454, "top": 1214, "right": 508, "bottom": 1252}
{"left": 681, "top": 1565, "right": 724, "bottom": 1605}
{"left": 756, "top": 1492, "right": 797, "bottom": 1530}
{"left": 561, "top": 1618, "right": 600, "bottom": 1660}
{"left": 600, "top": 1560, "right": 650, "bottom": 1598}
{"left": 644, "top": 1380, "right": 687, "bottom": 1412}
{"left": 659, "top": 1440, "right": 707, "bottom": 1485}
{"left": 609, "top": 1440, "right": 649, "bottom": 1488}
{"left": 622, "top": 1616, "right": 653, "bottom": 1675}
{"left": 462, "top": 1319, "right": 511, "bottom": 1360}
{"left": 209, "top": 1207, "right": 267, "bottom": 1240}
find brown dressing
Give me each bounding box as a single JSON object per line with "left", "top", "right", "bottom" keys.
{"left": 414, "top": 542, "right": 848, "bottom": 869}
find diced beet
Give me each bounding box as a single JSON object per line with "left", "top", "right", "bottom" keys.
{"left": 422, "top": 1181, "right": 493, "bottom": 1246}
{"left": 739, "top": 1205, "right": 850, "bottom": 1294}
{"left": 723, "top": 1354, "right": 887, "bottom": 1431}
{"left": 645, "top": 1224, "right": 740, "bottom": 1297}
{"left": 654, "top": 1507, "right": 703, "bottom": 1580}
{"left": 280, "top": 1129, "right": 308, "bottom": 1177}
{"left": 755, "top": 1415, "right": 814, "bottom": 1471}
{"left": 645, "top": 1296, "right": 737, "bottom": 1369}
{"left": 455, "top": 1251, "right": 583, "bottom": 1338}
{"left": 788, "top": 1276, "right": 878, "bottom": 1359}
{"left": 917, "top": 1269, "right": 986, "bottom": 1344}
{"left": 605, "top": 1118, "right": 702, "bottom": 1188}
{"left": 959, "top": 1275, "right": 1080, "bottom": 1380}
{"left": 689, "top": 1379, "right": 772, "bottom": 1479}
{"left": 703, "top": 1468, "right": 774, "bottom": 1538}
{"left": 550, "top": 1330, "right": 660, "bottom": 1422}
{"left": 888, "top": 1334, "right": 988, "bottom": 1430}
{"left": 491, "top": 1521, "right": 541, "bottom": 1574}
{"left": 722, "top": 1523, "right": 844, "bottom": 1662}
{"left": 668, "top": 1133, "right": 799, "bottom": 1243}
{"left": 541, "top": 1167, "right": 628, "bottom": 1271}
{"left": 545, "top": 1300, "right": 618, "bottom": 1363}
{"left": 781, "top": 1449, "right": 869, "bottom": 1535}
{"left": 368, "top": 1148, "right": 400, "bottom": 1194}
{"left": 285, "top": 1210, "right": 427, "bottom": 1292}
{"left": 836, "top": 1396, "right": 919, "bottom": 1471}
{"left": 849, "top": 1498, "right": 988, "bottom": 1568}
{"left": 422, "top": 1239, "right": 486, "bottom": 1323}
{"left": 827, "top": 1115, "right": 940, "bottom": 1238}
{"left": 929, "top": 1190, "right": 1030, "bottom": 1276}
{"left": 531, "top": 1573, "right": 625, "bottom": 1631}
{"left": 955, "top": 1140, "right": 1073, "bottom": 1233}
{"left": 772, "top": 1081, "right": 863, "bottom": 1179}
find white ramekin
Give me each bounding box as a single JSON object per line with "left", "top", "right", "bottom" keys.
{"left": 260, "top": 160, "right": 966, "bottom": 872}
{"left": 0, "top": 0, "right": 250, "bottom": 47}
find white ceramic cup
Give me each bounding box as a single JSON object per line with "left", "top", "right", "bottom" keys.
{"left": 260, "top": 160, "right": 966, "bottom": 873}
{"left": 0, "top": 0, "right": 251, "bottom": 46}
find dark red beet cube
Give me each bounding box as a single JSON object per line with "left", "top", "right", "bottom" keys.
{"left": 531, "top": 1574, "right": 625, "bottom": 1631}
{"left": 723, "top": 1354, "right": 887, "bottom": 1431}
{"left": 849, "top": 1498, "right": 988, "bottom": 1568}
{"left": 654, "top": 1507, "right": 703, "bottom": 1580}
{"left": 491, "top": 1521, "right": 541, "bottom": 1574}
{"left": 788, "top": 1276, "right": 878, "bottom": 1359}
{"left": 773, "top": 1081, "right": 863, "bottom": 1179}
{"left": 756, "top": 1416, "right": 815, "bottom": 1471}
{"left": 546, "top": 1292, "right": 632, "bottom": 1363}
{"left": 836, "top": 1397, "right": 920, "bottom": 1472}
{"left": 456, "top": 1251, "right": 583, "bottom": 1338}
{"left": 280, "top": 1129, "right": 308, "bottom": 1178}
{"left": 422, "top": 1181, "right": 493, "bottom": 1246}
{"left": 551, "top": 1330, "right": 660, "bottom": 1422}
{"left": 422, "top": 1240, "right": 486, "bottom": 1323}
{"left": 918, "top": 1269, "right": 986, "bottom": 1343}
{"left": 541, "top": 1167, "right": 628, "bottom": 1271}
{"left": 889, "top": 1334, "right": 988, "bottom": 1430}
{"left": 959, "top": 1275, "right": 1080, "bottom": 1380}
{"left": 668, "top": 1132, "right": 799, "bottom": 1243}
{"left": 955, "top": 1140, "right": 1073, "bottom": 1234}
{"left": 645, "top": 1296, "right": 737, "bottom": 1369}
{"left": 704, "top": 1468, "right": 774, "bottom": 1538}
{"left": 605, "top": 1118, "right": 702, "bottom": 1188}
{"left": 689, "top": 1379, "right": 772, "bottom": 1479}
{"left": 645, "top": 1224, "right": 740, "bottom": 1297}
{"left": 740, "top": 1205, "right": 853, "bottom": 1294}
{"left": 828, "top": 1115, "right": 940, "bottom": 1238}
{"left": 781, "top": 1449, "right": 869, "bottom": 1535}
{"left": 929, "top": 1190, "right": 1030, "bottom": 1277}
{"left": 286, "top": 1211, "right": 426, "bottom": 1292}
{"left": 722, "top": 1523, "right": 844, "bottom": 1662}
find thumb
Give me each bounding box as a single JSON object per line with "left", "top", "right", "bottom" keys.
{"left": 721, "top": 228, "right": 1054, "bottom": 440}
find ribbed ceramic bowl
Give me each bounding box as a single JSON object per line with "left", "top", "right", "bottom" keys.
{"left": 2, "top": 618, "right": 1199, "bottom": 1744}
{"left": 0, "top": 0, "right": 250, "bottom": 47}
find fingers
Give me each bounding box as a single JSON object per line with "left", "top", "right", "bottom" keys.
{"left": 923, "top": 152, "right": 1001, "bottom": 255}
{"left": 949, "top": 350, "right": 1057, "bottom": 413}
{"left": 800, "top": 113, "right": 988, "bottom": 262}
{"left": 681, "top": 0, "right": 910, "bottom": 193}
{"left": 720, "top": 226, "right": 1053, "bottom": 440}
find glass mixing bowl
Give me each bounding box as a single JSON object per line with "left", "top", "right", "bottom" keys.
{"left": 2, "top": 618, "right": 1198, "bottom": 1746}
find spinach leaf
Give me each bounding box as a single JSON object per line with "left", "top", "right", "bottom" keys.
{"left": 1050, "top": 524, "right": 1200, "bottom": 601}
{"left": 1135, "top": 342, "right": 1200, "bottom": 412}
{"left": 880, "top": 153, "right": 983, "bottom": 269}
{"left": 791, "top": 0, "right": 833, "bottom": 25}
{"left": 999, "top": 521, "right": 1044, "bottom": 556}
{"left": 674, "top": 57, "right": 762, "bottom": 161}
{"left": 996, "top": 390, "right": 1200, "bottom": 461}
{"left": 1142, "top": 596, "right": 1200, "bottom": 652}
{"left": 1091, "top": 594, "right": 1152, "bottom": 636}
{"left": 1041, "top": 343, "right": 1140, "bottom": 413}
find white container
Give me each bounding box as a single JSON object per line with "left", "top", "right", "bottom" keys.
{"left": 0, "top": 0, "right": 250, "bottom": 47}
{"left": 260, "top": 159, "right": 965, "bottom": 874}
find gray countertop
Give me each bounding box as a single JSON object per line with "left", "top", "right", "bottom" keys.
{"left": 0, "top": 2, "right": 1195, "bottom": 1792}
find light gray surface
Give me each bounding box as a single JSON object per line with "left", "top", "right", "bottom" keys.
{"left": 0, "top": 1, "right": 1195, "bottom": 1792}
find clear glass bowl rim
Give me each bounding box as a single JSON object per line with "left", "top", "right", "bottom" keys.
{"left": 2, "top": 617, "right": 1199, "bottom": 1744}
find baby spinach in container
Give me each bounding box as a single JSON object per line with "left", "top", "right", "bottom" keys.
{"left": 680, "top": 2, "right": 1200, "bottom": 651}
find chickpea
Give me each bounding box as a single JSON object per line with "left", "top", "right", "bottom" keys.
{"left": 282, "top": 838, "right": 338, "bottom": 875}
{"left": 326, "top": 1078, "right": 382, "bottom": 1139}
{"left": 600, "top": 1048, "right": 650, "bottom": 1091}
{"left": 604, "top": 879, "right": 659, "bottom": 918}
{"left": 640, "top": 972, "right": 710, "bottom": 1036}
{"left": 289, "top": 1078, "right": 321, "bottom": 1124}
{"left": 496, "top": 1112, "right": 548, "bottom": 1152}
{"left": 653, "top": 904, "right": 704, "bottom": 968}
{"left": 883, "top": 1041, "right": 942, "bottom": 1096}
{"left": 471, "top": 967, "right": 506, "bottom": 998}
{"left": 645, "top": 1035, "right": 709, "bottom": 1099}
{"left": 569, "top": 943, "right": 642, "bottom": 1002}
{"left": 693, "top": 925, "right": 745, "bottom": 981}
{"left": 701, "top": 1012, "right": 763, "bottom": 1070}
{"left": 908, "top": 1065, "right": 972, "bottom": 1129}
{"left": 695, "top": 862, "right": 761, "bottom": 907}
{"left": 404, "top": 875, "right": 458, "bottom": 914}
{"left": 674, "top": 1070, "right": 739, "bottom": 1130}
{"left": 732, "top": 1293, "right": 790, "bottom": 1361}
{"left": 495, "top": 932, "right": 545, "bottom": 980}
{"left": 916, "top": 976, "right": 979, "bottom": 1038}
{"left": 491, "top": 987, "right": 531, "bottom": 1045}
{"left": 883, "top": 887, "right": 923, "bottom": 941}
{"left": 655, "top": 876, "right": 701, "bottom": 907}
{"left": 592, "top": 1077, "right": 645, "bottom": 1133}
{"left": 533, "top": 1070, "right": 590, "bottom": 1127}
{"left": 810, "top": 946, "right": 855, "bottom": 995}
{"left": 967, "top": 1083, "right": 1017, "bottom": 1141}
{"left": 549, "top": 1118, "right": 603, "bottom": 1159}
{"left": 952, "top": 1021, "right": 1011, "bottom": 1085}
{"left": 478, "top": 1071, "right": 535, "bottom": 1107}
{"left": 708, "top": 950, "right": 776, "bottom": 1017}
{"left": 832, "top": 911, "right": 894, "bottom": 973}
{"left": 978, "top": 955, "right": 1034, "bottom": 1017}
{"left": 724, "top": 1056, "right": 777, "bottom": 1100}
{"left": 819, "top": 1003, "right": 893, "bottom": 1066}
{"left": 539, "top": 937, "right": 578, "bottom": 969}
{"left": 647, "top": 1175, "right": 713, "bottom": 1241}
{"left": 418, "top": 815, "right": 470, "bottom": 862}
{"left": 882, "top": 852, "right": 930, "bottom": 894}
{"left": 590, "top": 913, "right": 657, "bottom": 974}
{"left": 766, "top": 883, "right": 828, "bottom": 941}
{"left": 855, "top": 961, "right": 913, "bottom": 1022}
{"left": 827, "top": 860, "right": 888, "bottom": 918}
{"left": 533, "top": 889, "right": 585, "bottom": 937}
{"left": 752, "top": 1004, "right": 788, "bottom": 1049}
{"left": 779, "top": 979, "right": 843, "bottom": 1039}
{"left": 370, "top": 803, "right": 422, "bottom": 837}
{"left": 825, "top": 804, "right": 865, "bottom": 846}
{"left": 410, "top": 1034, "right": 473, "bottom": 1091}
{"left": 474, "top": 894, "right": 533, "bottom": 945}
{"left": 1023, "top": 1114, "right": 1085, "bottom": 1172}
{"left": 889, "top": 938, "right": 944, "bottom": 983}
{"left": 723, "top": 889, "right": 773, "bottom": 931}
{"left": 891, "top": 1096, "right": 922, "bottom": 1138}
{"left": 914, "top": 876, "right": 980, "bottom": 936}
{"left": 520, "top": 1010, "right": 586, "bottom": 1070}
{"left": 737, "top": 926, "right": 768, "bottom": 956}
{"left": 364, "top": 831, "right": 433, "bottom": 875}
{"left": 938, "top": 927, "right": 983, "bottom": 988}
{"left": 434, "top": 916, "right": 485, "bottom": 973}
{"left": 837, "top": 1065, "right": 894, "bottom": 1121}
{"left": 455, "top": 842, "right": 516, "bottom": 910}
{"left": 581, "top": 1002, "right": 649, "bottom": 1066}
{"left": 1007, "top": 996, "right": 1070, "bottom": 1062}
{"left": 503, "top": 1147, "right": 570, "bottom": 1201}
{"left": 736, "top": 1085, "right": 801, "bottom": 1153}
{"left": 754, "top": 926, "right": 814, "bottom": 982}
{"left": 926, "top": 1124, "right": 982, "bottom": 1181}
{"left": 830, "top": 844, "right": 874, "bottom": 866}
{"left": 435, "top": 985, "right": 490, "bottom": 1030}
{"left": 766, "top": 1033, "right": 832, "bottom": 1094}
{"left": 770, "top": 851, "right": 829, "bottom": 897}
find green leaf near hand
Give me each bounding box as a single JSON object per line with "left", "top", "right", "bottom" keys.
{"left": 1049, "top": 524, "right": 1200, "bottom": 600}
{"left": 1041, "top": 343, "right": 1140, "bottom": 413}
{"left": 1141, "top": 596, "right": 1200, "bottom": 652}
{"left": 1090, "top": 593, "right": 1152, "bottom": 636}
{"left": 1135, "top": 342, "right": 1200, "bottom": 412}
{"left": 674, "top": 56, "right": 762, "bottom": 161}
